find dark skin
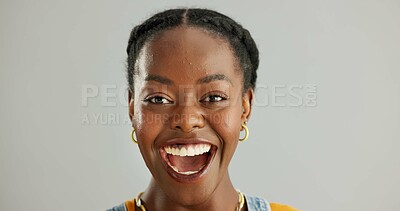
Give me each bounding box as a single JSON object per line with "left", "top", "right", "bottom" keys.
{"left": 128, "top": 26, "right": 254, "bottom": 211}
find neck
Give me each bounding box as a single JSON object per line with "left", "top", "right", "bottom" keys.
{"left": 140, "top": 172, "right": 242, "bottom": 211}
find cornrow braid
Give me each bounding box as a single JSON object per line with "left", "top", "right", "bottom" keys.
{"left": 126, "top": 8, "right": 259, "bottom": 94}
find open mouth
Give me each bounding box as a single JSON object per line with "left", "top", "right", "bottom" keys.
{"left": 160, "top": 142, "right": 217, "bottom": 182}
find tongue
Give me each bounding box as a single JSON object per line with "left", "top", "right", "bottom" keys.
{"left": 168, "top": 153, "right": 208, "bottom": 172}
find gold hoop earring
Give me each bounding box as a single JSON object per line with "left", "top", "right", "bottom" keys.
{"left": 130, "top": 128, "right": 138, "bottom": 144}
{"left": 239, "top": 124, "right": 249, "bottom": 142}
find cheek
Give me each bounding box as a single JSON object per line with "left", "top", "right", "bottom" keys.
{"left": 208, "top": 106, "right": 242, "bottom": 145}
{"left": 207, "top": 107, "right": 241, "bottom": 171}
{"left": 134, "top": 106, "right": 166, "bottom": 138}
{"left": 133, "top": 107, "right": 166, "bottom": 159}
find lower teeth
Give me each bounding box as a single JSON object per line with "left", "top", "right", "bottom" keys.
{"left": 170, "top": 164, "right": 205, "bottom": 175}
{"left": 180, "top": 170, "right": 199, "bottom": 175}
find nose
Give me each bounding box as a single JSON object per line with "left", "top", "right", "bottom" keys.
{"left": 169, "top": 102, "right": 205, "bottom": 133}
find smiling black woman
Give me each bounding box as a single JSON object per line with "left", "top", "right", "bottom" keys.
{"left": 107, "top": 8, "right": 298, "bottom": 211}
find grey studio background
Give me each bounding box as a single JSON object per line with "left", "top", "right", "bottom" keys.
{"left": 0, "top": 0, "right": 399, "bottom": 210}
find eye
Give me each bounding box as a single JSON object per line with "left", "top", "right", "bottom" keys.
{"left": 201, "top": 94, "right": 227, "bottom": 102}
{"left": 143, "top": 96, "right": 172, "bottom": 104}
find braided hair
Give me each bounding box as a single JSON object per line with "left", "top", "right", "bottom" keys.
{"left": 126, "top": 8, "right": 259, "bottom": 94}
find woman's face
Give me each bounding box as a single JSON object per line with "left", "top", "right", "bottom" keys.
{"left": 129, "top": 26, "right": 253, "bottom": 205}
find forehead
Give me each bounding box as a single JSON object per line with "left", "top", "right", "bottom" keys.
{"left": 136, "top": 26, "right": 240, "bottom": 84}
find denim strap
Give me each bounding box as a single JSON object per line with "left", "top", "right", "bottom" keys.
{"left": 244, "top": 193, "right": 271, "bottom": 211}
{"left": 106, "top": 202, "right": 126, "bottom": 211}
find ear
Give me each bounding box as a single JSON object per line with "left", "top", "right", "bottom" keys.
{"left": 128, "top": 89, "right": 134, "bottom": 123}
{"left": 241, "top": 88, "right": 254, "bottom": 124}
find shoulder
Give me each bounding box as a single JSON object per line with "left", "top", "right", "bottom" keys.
{"left": 106, "top": 202, "right": 127, "bottom": 211}
{"left": 107, "top": 197, "right": 299, "bottom": 211}
{"left": 107, "top": 198, "right": 138, "bottom": 211}
{"left": 270, "top": 202, "right": 299, "bottom": 211}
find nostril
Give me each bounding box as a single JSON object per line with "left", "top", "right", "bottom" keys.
{"left": 174, "top": 125, "right": 198, "bottom": 133}
{"left": 169, "top": 108, "right": 206, "bottom": 132}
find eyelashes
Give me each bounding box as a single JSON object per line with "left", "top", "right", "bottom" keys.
{"left": 200, "top": 94, "right": 227, "bottom": 103}
{"left": 143, "top": 93, "right": 228, "bottom": 105}
{"left": 143, "top": 96, "right": 173, "bottom": 104}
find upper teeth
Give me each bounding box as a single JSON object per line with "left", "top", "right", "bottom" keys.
{"left": 164, "top": 144, "right": 211, "bottom": 156}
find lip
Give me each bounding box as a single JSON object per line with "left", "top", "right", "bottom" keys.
{"left": 159, "top": 138, "right": 218, "bottom": 183}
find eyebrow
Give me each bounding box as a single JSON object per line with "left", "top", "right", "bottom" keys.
{"left": 197, "top": 74, "right": 232, "bottom": 84}
{"left": 145, "top": 75, "right": 174, "bottom": 85}
{"left": 144, "top": 73, "right": 232, "bottom": 85}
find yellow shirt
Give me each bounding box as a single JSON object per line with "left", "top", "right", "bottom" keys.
{"left": 270, "top": 203, "right": 299, "bottom": 211}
